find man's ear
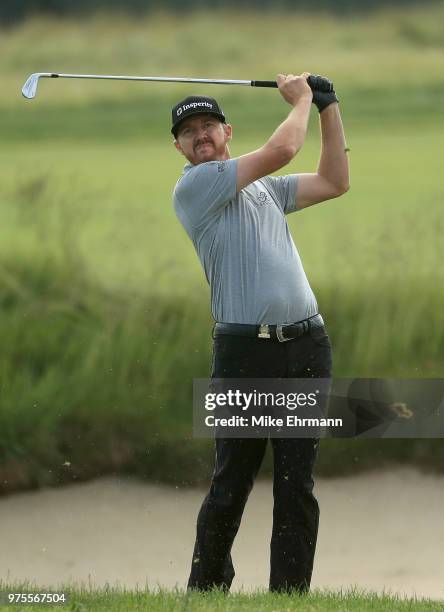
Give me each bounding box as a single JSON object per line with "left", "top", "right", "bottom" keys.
{"left": 174, "top": 139, "right": 184, "bottom": 155}
{"left": 224, "top": 123, "right": 233, "bottom": 141}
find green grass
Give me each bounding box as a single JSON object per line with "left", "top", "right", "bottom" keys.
{"left": 0, "top": 582, "right": 442, "bottom": 611}
{"left": 1, "top": 122, "right": 444, "bottom": 491}
{"left": 1, "top": 7, "right": 444, "bottom": 493}
{"left": 1, "top": 125, "right": 442, "bottom": 374}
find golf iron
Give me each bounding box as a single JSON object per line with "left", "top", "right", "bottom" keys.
{"left": 22, "top": 72, "right": 333, "bottom": 100}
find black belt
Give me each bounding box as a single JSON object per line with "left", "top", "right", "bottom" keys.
{"left": 213, "top": 314, "right": 324, "bottom": 342}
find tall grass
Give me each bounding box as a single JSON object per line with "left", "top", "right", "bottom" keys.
{"left": 1, "top": 6, "right": 444, "bottom": 493}
{"left": 1, "top": 150, "right": 443, "bottom": 493}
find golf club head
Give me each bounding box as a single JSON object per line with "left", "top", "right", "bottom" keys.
{"left": 22, "top": 73, "right": 53, "bottom": 99}
{"left": 22, "top": 73, "right": 42, "bottom": 99}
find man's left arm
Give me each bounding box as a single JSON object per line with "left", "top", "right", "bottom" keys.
{"left": 296, "top": 102, "right": 350, "bottom": 210}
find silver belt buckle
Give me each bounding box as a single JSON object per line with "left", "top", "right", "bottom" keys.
{"left": 258, "top": 324, "right": 271, "bottom": 339}
{"left": 309, "top": 314, "right": 324, "bottom": 329}
{"left": 276, "top": 324, "right": 292, "bottom": 342}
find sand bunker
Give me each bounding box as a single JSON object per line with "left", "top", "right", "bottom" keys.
{"left": 1, "top": 467, "right": 443, "bottom": 600}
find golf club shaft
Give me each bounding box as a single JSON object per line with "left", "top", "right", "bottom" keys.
{"left": 34, "top": 73, "right": 258, "bottom": 87}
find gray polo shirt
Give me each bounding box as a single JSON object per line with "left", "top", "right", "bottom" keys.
{"left": 173, "top": 158, "right": 318, "bottom": 324}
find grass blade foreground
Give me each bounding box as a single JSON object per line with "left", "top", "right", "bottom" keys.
{"left": 0, "top": 582, "right": 442, "bottom": 611}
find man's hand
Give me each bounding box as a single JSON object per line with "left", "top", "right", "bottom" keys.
{"left": 311, "top": 75, "right": 339, "bottom": 113}
{"left": 277, "top": 73, "right": 313, "bottom": 107}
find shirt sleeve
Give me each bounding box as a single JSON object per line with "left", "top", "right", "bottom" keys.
{"left": 173, "top": 159, "right": 238, "bottom": 235}
{"left": 260, "top": 174, "right": 300, "bottom": 215}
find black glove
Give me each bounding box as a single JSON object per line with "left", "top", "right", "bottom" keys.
{"left": 309, "top": 74, "right": 339, "bottom": 113}
{"left": 307, "top": 74, "right": 333, "bottom": 92}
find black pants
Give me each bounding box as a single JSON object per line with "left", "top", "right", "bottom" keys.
{"left": 187, "top": 320, "right": 333, "bottom": 593}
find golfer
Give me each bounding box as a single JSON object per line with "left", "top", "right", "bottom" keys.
{"left": 171, "top": 72, "right": 349, "bottom": 593}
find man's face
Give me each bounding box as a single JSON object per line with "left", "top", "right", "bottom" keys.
{"left": 174, "top": 114, "right": 232, "bottom": 165}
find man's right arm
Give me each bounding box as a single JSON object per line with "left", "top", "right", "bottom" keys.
{"left": 236, "top": 73, "right": 313, "bottom": 192}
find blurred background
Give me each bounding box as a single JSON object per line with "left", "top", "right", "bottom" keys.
{"left": 1, "top": 0, "right": 444, "bottom": 495}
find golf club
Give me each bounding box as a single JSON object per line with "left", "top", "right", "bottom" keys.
{"left": 21, "top": 72, "right": 333, "bottom": 100}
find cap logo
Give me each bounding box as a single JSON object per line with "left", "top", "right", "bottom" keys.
{"left": 177, "top": 101, "right": 213, "bottom": 116}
